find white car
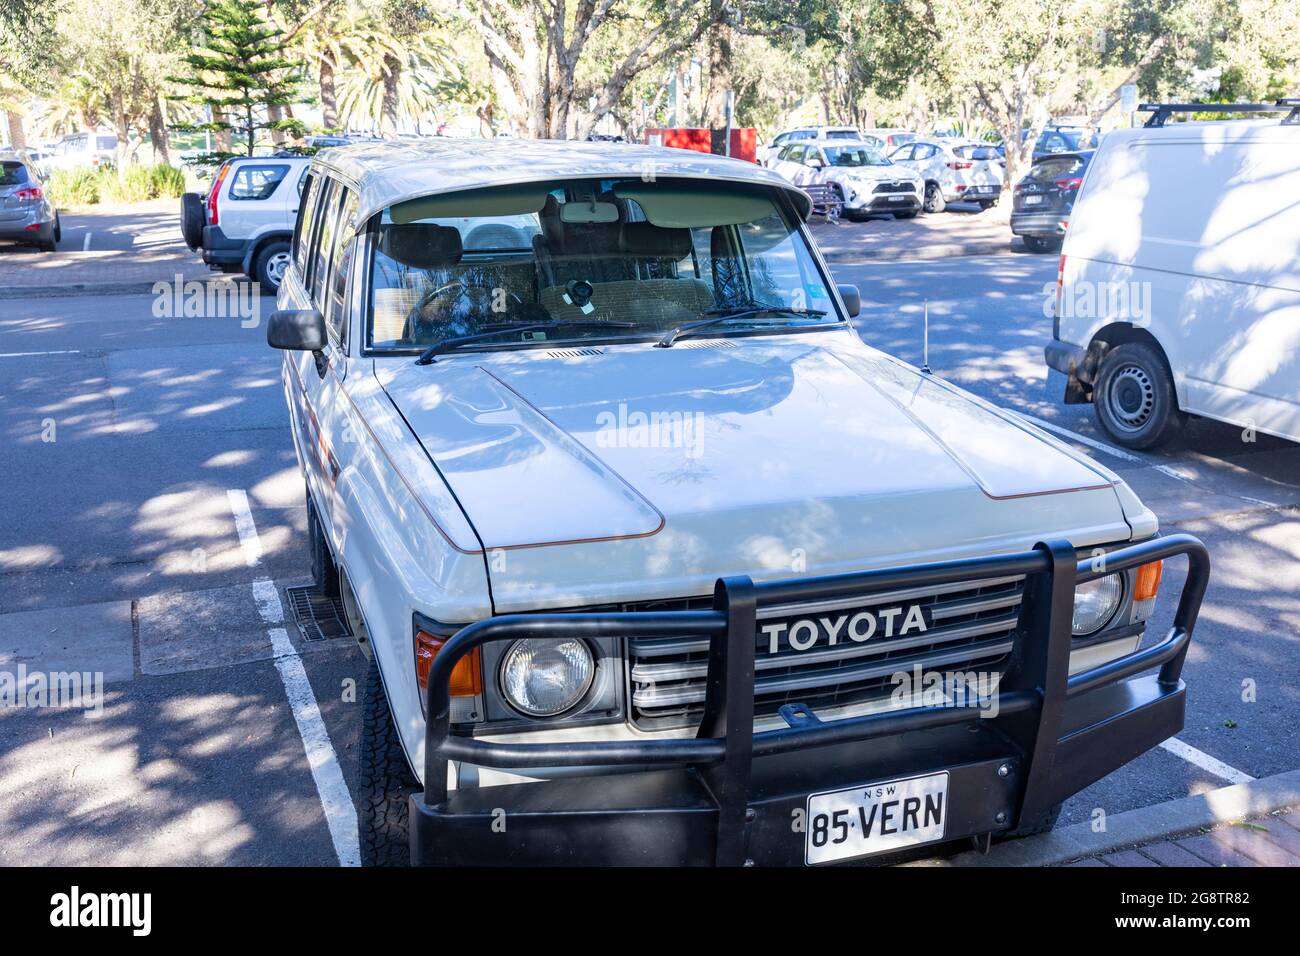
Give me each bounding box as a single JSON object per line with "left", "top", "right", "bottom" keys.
{"left": 266, "top": 138, "right": 1206, "bottom": 866}
{"left": 179, "top": 155, "right": 312, "bottom": 291}
{"left": 768, "top": 140, "right": 923, "bottom": 220}
{"left": 759, "top": 125, "right": 862, "bottom": 166}
{"left": 1046, "top": 103, "right": 1300, "bottom": 448}
{"left": 889, "top": 139, "right": 1004, "bottom": 212}
{"left": 44, "top": 131, "right": 119, "bottom": 172}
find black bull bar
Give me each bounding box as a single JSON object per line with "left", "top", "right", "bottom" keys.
{"left": 412, "top": 534, "right": 1209, "bottom": 865}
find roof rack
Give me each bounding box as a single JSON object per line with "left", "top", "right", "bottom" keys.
{"left": 1139, "top": 100, "right": 1300, "bottom": 127}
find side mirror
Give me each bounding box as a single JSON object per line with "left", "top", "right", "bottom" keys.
{"left": 837, "top": 284, "right": 861, "bottom": 319}
{"left": 267, "top": 308, "right": 326, "bottom": 352}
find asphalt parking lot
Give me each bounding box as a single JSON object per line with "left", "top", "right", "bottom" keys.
{"left": 1, "top": 213, "right": 1296, "bottom": 864}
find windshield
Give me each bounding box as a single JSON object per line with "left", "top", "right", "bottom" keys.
{"left": 824, "top": 145, "right": 890, "bottom": 167}
{"left": 367, "top": 177, "right": 841, "bottom": 352}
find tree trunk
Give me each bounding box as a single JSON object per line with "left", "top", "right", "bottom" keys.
{"left": 149, "top": 96, "right": 171, "bottom": 165}
{"left": 705, "top": 17, "right": 733, "bottom": 155}
{"left": 380, "top": 53, "right": 400, "bottom": 137}
{"left": 268, "top": 104, "right": 286, "bottom": 145}
{"left": 319, "top": 58, "right": 338, "bottom": 130}
{"left": 4, "top": 111, "right": 26, "bottom": 150}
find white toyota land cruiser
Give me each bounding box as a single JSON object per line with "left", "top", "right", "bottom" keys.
{"left": 268, "top": 140, "right": 1208, "bottom": 867}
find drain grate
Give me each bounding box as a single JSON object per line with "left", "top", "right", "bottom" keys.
{"left": 285, "top": 585, "right": 352, "bottom": 642}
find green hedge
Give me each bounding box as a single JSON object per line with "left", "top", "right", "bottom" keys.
{"left": 45, "top": 163, "right": 188, "bottom": 206}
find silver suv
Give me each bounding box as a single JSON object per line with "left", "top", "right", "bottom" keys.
{"left": 0, "top": 151, "right": 60, "bottom": 252}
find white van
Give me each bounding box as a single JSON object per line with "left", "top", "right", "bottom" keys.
{"left": 1045, "top": 106, "right": 1300, "bottom": 448}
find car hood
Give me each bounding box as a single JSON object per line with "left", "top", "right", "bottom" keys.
{"left": 839, "top": 166, "right": 919, "bottom": 181}
{"left": 375, "top": 333, "right": 1142, "bottom": 611}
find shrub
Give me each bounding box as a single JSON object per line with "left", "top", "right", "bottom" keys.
{"left": 101, "top": 164, "right": 156, "bottom": 204}
{"left": 149, "top": 163, "right": 187, "bottom": 198}
{"left": 46, "top": 167, "right": 101, "bottom": 205}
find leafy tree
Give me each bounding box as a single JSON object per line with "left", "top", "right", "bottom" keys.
{"left": 170, "top": 0, "right": 306, "bottom": 160}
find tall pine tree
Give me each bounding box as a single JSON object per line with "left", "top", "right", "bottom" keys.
{"left": 171, "top": 0, "right": 306, "bottom": 162}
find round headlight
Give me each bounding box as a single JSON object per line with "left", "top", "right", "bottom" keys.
{"left": 1072, "top": 574, "right": 1123, "bottom": 636}
{"left": 500, "top": 638, "right": 594, "bottom": 717}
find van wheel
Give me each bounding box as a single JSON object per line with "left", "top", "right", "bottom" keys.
{"left": 253, "top": 240, "right": 292, "bottom": 291}
{"left": 997, "top": 803, "right": 1062, "bottom": 841}
{"left": 306, "top": 493, "right": 339, "bottom": 596}
{"left": 359, "top": 657, "right": 419, "bottom": 866}
{"left": 923, "top": 183, "right": 945, "bottom": 213}
{"left": 1093, "top": 342, "right": 1186, "bottom": 449}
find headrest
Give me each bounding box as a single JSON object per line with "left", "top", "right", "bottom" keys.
{"left": 378, "top": 223, "right": 462, "bottom": 269}
{"left": 619, "top": 221, "right": 692, "bottom": 259}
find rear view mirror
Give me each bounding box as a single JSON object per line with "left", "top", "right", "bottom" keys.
{"left": 837, "top": 284, "right": 861, "bottom": 318}
{"left": 560, "top": 201, "right": 619, "bottom": 224}
{"left": 267, "top": 308, "right": 327, "bottom": 352}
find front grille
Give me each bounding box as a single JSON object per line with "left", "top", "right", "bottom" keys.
{"left": 624, "top": 575, "right": 1024, "bottom": 730}
{"left": 873, "top": 180, "right": 917, "bottom": 194}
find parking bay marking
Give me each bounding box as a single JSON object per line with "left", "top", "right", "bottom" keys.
{"left": 1159, "top": 737, "right": 1254, "bottom": 785}
{"left": 227, "top": 488, "right": 361, "bottom": 867}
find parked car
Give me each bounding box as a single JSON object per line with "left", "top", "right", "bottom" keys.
{"left": 44, "top": 131, "right": 118, "bottom": 172}
{"left": 266, "top": 137, "right": 1201, "bottom": 867}
{"left": 768, "top": 140, "right": 923, "bottom": 220}
{"left": 19, "top": 146, "right": 55, "bottom": 178}
{"left": 1029, "top": 125, "right": 1101, "bottom": 160}
{"left": 888, "top": 140, "right": 1003, "bottom": 212}
{"left": 1046, "top": 107, "right": 1300, "bottom": 448}
{"left": 0, "top": 150, "right": 60, "bottom": 252}
{"left": 180, "top": 155, "right": 311, "bottom": 291}
{"left": 1010, "top": 150, "right": 1094, "bottom": 253}
{"left": 860, "top": 128, "right": 918, "bottom": 152}
{"left": 758, "top": 125, "right": 862, "bottom": 165}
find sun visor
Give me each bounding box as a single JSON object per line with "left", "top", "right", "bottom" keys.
{"left": 391, "top": 184, "right": 551, "bottom": 224}
{"left": 613, "top": 182, "right": 778, "bottom": 228}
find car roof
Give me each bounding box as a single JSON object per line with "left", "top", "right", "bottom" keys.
{"left": 313, "top": 138, "right": 813, "bottom": 222}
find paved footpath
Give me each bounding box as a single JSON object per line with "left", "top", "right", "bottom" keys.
{"left": 1064, "top": 808, "right": 1300, "bottom": 867}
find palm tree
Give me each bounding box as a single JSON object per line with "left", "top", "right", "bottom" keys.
{"left": 334, "top": 27, "right": 458, "bottom": 135}
{"left": 294, "top": 3, "right": 379, "bottom": 131}
{"left": 33, "top": 73, "right": 107, "bottom": 138}
{"left": 0, "top": 74, "right": 29, "bottom": 149}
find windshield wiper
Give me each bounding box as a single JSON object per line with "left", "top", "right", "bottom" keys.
{"left": 655, "top": 306, "right": 828, "bottom": 348}
{"left": 416, "top": 321, "right": 635, "bottom": 365}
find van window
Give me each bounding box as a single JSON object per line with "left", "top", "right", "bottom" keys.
{"left": 229, "top": 164, "right": 289, "bottom": 200}
{"left": 310, "top": 178, "right": 344, "bottom": 307}
{"left": 325, "top": 190, "right": 359, "bottom": 344}
{"left": 294, "top": 172, "right": 321, "bottom": 275}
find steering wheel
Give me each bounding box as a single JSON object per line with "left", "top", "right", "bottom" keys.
{"left": 405, "top": 281, "right": 526, "bottom": 342}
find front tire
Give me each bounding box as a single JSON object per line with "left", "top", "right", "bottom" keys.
{"left": 359, "top": 657, "right": 419, "bottom": 867}
{"left": 1093, "top": 342, "right": 1186, "bottom": 449}
{"left": 923, "top": 183, "right": 945, "bottom": 213}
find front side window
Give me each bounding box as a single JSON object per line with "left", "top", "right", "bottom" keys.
{"left": 310, "top": 178, "right": 344, "bottom": 307}
{"left": 229, "top": 164, "right": 289, "bottom": 200}
{"left": 366, "top": 177, "right": 842, "bottom": 352}
{"left": 825, "top": 146, "right": 891, "bottom": 167}
{"left": 326, "top": 190, "right": 359, "bottom": 343}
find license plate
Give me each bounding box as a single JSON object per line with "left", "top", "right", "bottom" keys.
{"left": 889, "top": 195, "right": 906, "bottom": 202}
{"left": 1024, "top": 195, "right": 1044, "bottom": 205}
{"left": 805, "top": 771, "right": 948, "bottom": 865}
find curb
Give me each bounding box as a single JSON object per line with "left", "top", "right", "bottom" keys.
{"left": 911, "top": 768, "right": 1300, "bottom": 867}
{"left": 0, "top": 274, "right": 245, "bottom": 300}
{"left": 819, "top": 241, "right": 1019, "bottom": 264}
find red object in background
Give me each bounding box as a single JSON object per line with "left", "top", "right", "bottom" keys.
{"left": 643, "top": 128, "right": 758, "bottom": 164}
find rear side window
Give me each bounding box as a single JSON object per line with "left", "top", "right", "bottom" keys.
{"left": 310, "top": 178, "right": 344, "bottom": 307}
{"left": 228, "top": 164, "right": 289, "bottom": 200}
{"left": 294, "top": 172, "right": 321, "bottom": 275}
{"left": 325, "top": 190, "right": 359, "bottom": 343}
{"left": 96, "top": 136, "right": 117, "bottom": 150}
{"left": 1, "top": 162, "right": 29, "bottom": 186}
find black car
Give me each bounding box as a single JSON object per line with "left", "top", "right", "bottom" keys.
{"left": 1010, "top": 150, "right": 1094, "bottom": 253}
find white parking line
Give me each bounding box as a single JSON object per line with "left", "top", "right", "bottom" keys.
{"left": 1014, "top": 412, "right": 1144, "bottom": 463}
{"left": 1160, "top": 737, "right": 1255, "bottom": 785}
{"left": 82, "top": 232, "right": 92, "bottom": 251}
{"left": 227, "top": 488, "right": 361, "bottom": 867}
{"left": 0, "top": 350, "right": 82, "bottom": 358}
